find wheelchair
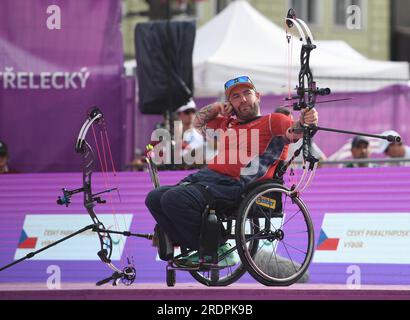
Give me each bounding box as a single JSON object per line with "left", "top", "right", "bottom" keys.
{"left": 146, "top": 150, "right": 314, "bottom": 287}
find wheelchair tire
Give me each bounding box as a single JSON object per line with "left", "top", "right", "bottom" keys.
{"left": 189, "top": 264, "right": 245, "bottom": 287}
{"left": 166, "top": 269, "right": 176, "bottom": 287}
{"left": 189, "top": 218, "right": 260, "bottom": 286}
{"left": 210, "top": 268, "right": 219, "bottom": 286}
{"left": 235, "top": 183, "right": 314, "bottom": 286}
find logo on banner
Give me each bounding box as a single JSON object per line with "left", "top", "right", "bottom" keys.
{"left": 18, "top": 230, "right": 38, "bottom": 249}
{"left": 313, "top": 213, "right": 410, "bottom": 264}
{"left": 14, "top": 214, "right": 133, "bottom": 260}
{"left": 316, "top": 229, "right": 340, "bottom": 251}
{"left": 1, "top": 67, "right": 91, "bottom": 90}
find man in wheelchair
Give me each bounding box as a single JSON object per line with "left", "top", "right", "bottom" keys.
{"left": 145, "top": 76, "right": 318, "bottom": 269}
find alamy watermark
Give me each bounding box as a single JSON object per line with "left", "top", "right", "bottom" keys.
{"left": 46, "top": 265, "right": 61, "bottom": 289}
{"left": 346, "top": 5, "right": 362, "bottom": 30}
{"left": 149, "top": 123, "right": 263, "bottom": 176}
{"left": 346, "top": 265, "right": 361, "bottom": 289}
{"left": 47, "top": 5, "right": 61, "bottom": 30}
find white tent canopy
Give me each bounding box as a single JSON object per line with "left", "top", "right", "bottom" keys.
{"left": 193, "top": 0, "right": 409, "bottom": 97}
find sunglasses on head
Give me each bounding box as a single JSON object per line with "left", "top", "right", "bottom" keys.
{"left": 224, "top": 76, "right": 254, "bottom": 91}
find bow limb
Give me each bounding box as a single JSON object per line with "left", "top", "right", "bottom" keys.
{"left": 282, "top": 9, "right": 326, "bottom": 193}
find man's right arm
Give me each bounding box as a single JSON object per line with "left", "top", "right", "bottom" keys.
{"left": 193, "top": 102, "right": 224, "bottom": 136}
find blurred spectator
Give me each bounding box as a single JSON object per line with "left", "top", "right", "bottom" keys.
{"left": 274, "top": 107, "right": 326, "bottom": 167}
{"left": 380, "top": 130, "right": 410, "bottom": 166}
{"left": 345, "top": 136, "right": 374, "bottom": 168}
{"left": 175, "top": 98, "right": 204, "bottom": 158}
{"left": 146, "top": 99, "right": 207, "bottom": 170}
{"left": 0, "top": 141, "right": 17, "bottom": 174}
{"left": 129, "top": 148, "right": 146, "bottom": 172}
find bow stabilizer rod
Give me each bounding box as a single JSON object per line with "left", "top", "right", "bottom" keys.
{"left": 313, "top": 127, "right": 402, "bottom": 143}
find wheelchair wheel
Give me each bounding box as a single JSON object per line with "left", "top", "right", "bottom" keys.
{"left": 166, "top": 269, "right": 176, "bottom": 287}
{"left": 190, "top": 218, "right": 260, "bottom": 286}
{"left": 235, "top": 183, "right": 314, "bottom": 286}
{"left": 210, "top": 268, "right": 219, "bottom": 285}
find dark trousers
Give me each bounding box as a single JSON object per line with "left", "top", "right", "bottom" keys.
{"left": 145, "top": 168, "right": 244, "bottom": 250}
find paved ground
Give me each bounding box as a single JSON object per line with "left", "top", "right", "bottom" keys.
{"left": 1, "top": 283, "right": 409, "bottom": 300}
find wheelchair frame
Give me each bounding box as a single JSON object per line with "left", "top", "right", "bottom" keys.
{"left": 145, "top": 147, "right": 315, "bottom": 287}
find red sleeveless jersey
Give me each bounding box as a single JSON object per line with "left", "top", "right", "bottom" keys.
{"left": 206, "top": 113, "right": 293, "bottom": 183}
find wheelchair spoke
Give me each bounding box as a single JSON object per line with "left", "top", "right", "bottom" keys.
{"left": 256, "top": 204, "right": 270, "bottom": 220}
{"left": 281, "top": 241, "right": 299, "bottom": 273}
{"left": 249, "top": 219, "right": 260, "bottom": 231}
{"left": 281, "top": 241, "right": 307, "bottom": 255}
{"left": 253, "top": 239, "right": 286, "bottom": 280}
{"left": 255, "top": 204, "right": 280, "bottom": 232}
{"left": 280, "top": 209, "right": 301, "bottom": 229}
{"left": 268, "top": 243, "right": 280, "bottom": 277}
{"left": 255, "top": 238, "right": 268, "bottom": 255}
{"left": 255, "top": 204, "right": 267, "bottom": 216}
{"left": 262, "top": 242, "right": 281, "bottom": 279}
{"left": 244, "top": 229, "right": 264, "bottom": 243}
{"left": 286, "top": 230, "right": 308, "bottom": 235}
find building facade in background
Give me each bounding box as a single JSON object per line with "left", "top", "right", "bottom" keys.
{"left": 391, "top": 0, "right": 410, "bottom": 63}
{"left": 122, "top": 0, "right": 392, "bottom": 61}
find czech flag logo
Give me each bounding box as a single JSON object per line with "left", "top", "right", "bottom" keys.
{"left": 316, "top": 229, "right": 339, "bottom": 251}
{"left": 18, "top": 230, "right": 38, "bottom": 249}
